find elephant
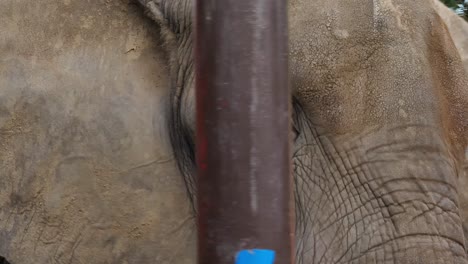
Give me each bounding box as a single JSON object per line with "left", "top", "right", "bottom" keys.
{"left": 1, "top": 0, "right": 468, "bottom": 263}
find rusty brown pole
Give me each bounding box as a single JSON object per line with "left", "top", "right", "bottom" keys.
{"left": 194, "top": 0, "right": 293, "bottom": 264}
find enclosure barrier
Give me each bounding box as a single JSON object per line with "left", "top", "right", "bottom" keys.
{"left": 194, "top": 1, "right": 294, "bottom": 264}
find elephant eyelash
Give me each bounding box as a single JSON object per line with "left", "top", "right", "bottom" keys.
{"left": 0, "top": 256, "right": 11, "bottom": 264}
{"left": 291, "top": 96, "right": 303, "bottom": 142}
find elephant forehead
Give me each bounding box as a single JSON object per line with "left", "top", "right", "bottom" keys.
{"left": 0, "top": 0, "right": 194, "bottom": 263}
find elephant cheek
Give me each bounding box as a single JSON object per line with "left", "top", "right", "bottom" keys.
{"left": 292, "top": 124, "right": 467, "bottom": 264}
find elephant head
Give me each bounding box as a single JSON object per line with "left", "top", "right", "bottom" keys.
{"left": 0, "top": 0, "right": 467, "bottom": 263}
{"left": 138, "top": 0, "right": 468, "bottom": 263}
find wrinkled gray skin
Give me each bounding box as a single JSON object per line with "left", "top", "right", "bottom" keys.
{"left": 1, "top": 0, "right": 468, "bottom": 264}
{"left": 435, "top": 0, "right": 468, "bottom": 250}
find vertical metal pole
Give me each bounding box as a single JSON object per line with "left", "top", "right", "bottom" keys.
{"left": 195, "top": 1, "right": 293, "bottom": 264}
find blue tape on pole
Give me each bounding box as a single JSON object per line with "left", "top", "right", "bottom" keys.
{"left": 235, "top": 249, "right": 275, "bottom": 264}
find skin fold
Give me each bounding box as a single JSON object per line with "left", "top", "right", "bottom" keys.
{"left": 435, "top": 0, "right": 468, "bottom": 253}
{"left": 0, "top": 0, "right": 467, "bottom": 263}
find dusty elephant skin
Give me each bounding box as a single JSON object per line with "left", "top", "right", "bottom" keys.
{"left": 0, "top": 0, "right": 195, "bottom": 263}
{"left": 1, "top": 1, "right": 468, "bottom": 264}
